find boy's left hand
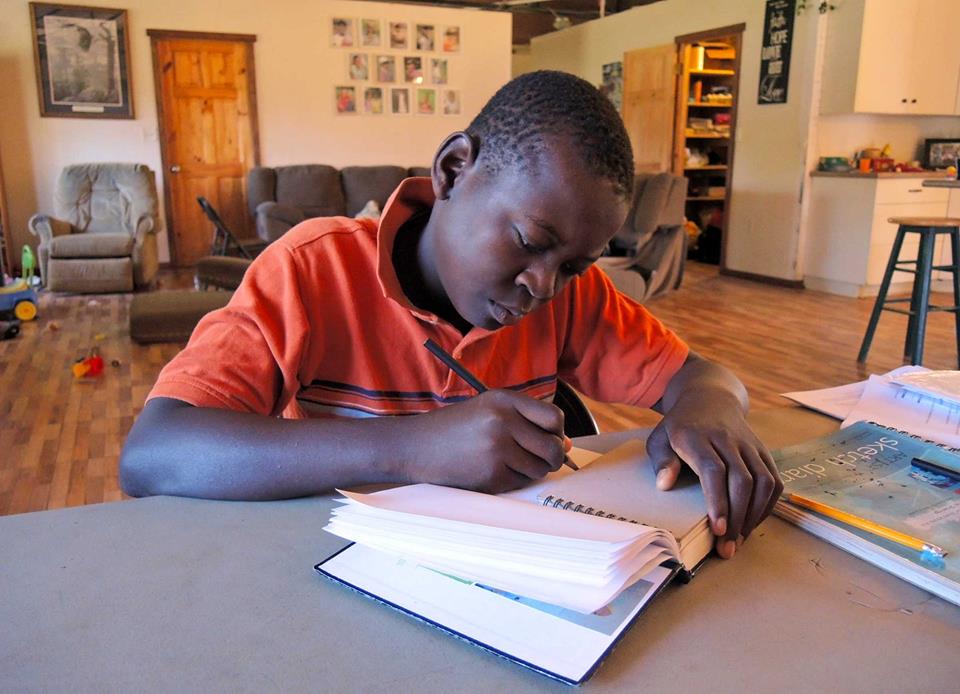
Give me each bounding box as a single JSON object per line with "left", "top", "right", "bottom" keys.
{"left": 646, "top": 355, "right": 782, "bottom": 560}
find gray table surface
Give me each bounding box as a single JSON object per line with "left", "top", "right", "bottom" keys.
{"left": 3, "top": 408, "right": 959, "bottom": 692}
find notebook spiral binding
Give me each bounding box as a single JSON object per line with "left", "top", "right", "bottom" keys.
{"left": 869, "top": 420, "right": 960, "bottom": 454}
{"left": 539, "top": 495, "right": 640, "bottom": 525}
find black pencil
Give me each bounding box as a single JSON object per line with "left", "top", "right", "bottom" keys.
{"left": 423, "top": 338, "right": 578, "bottom": 471}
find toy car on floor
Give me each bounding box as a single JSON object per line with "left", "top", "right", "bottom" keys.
{"left": 0, "top": 278, "right": 39, "bottom": 321}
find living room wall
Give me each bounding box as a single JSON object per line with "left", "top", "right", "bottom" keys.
{"left": 518, "top": 0, "right": 819, "bottom": 282}
{"left": 0, "top": 0, "right": 511, "bottom": 266}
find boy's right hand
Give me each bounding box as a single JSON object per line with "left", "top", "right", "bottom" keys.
{"left": 401, "top": 390, "right": 567, "bottom": 493}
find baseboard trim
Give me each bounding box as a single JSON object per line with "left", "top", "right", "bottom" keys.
{"left": 719, "top": 267, "right": 805, "bottom": 289}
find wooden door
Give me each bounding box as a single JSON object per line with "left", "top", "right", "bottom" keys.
{"left": 149, "top": 31, "right": 260, "bottom": 266}
{"left": 621, "top": 44, "right": 678, "bottom": 173}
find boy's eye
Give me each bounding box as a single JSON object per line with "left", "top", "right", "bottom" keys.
{"left": 514, "top": 228, "right": 547, "bottom": 255}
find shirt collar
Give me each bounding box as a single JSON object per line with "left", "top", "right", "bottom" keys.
{"left": 376, "top": 177, "right": 439, "bottom": 322}
{"left": 376, "top": 177, "right": 496, "bottom": 342}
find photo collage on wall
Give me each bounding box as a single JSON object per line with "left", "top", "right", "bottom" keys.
{"left": 331, "top": 17, "right": 461, "bottom": 116}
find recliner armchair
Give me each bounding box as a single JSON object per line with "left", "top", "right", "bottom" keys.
{"left": 596, "top": 172, "right": 689, "bottom": 302}
{"left": 28, "top": 163, "right": 160, "bottom": 293}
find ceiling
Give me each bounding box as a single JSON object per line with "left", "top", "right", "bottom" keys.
{"left": 366, "top": 0, "right": 664, "bottom": 45}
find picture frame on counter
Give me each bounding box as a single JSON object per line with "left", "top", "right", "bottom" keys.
{"left": 923, "top": 139, "right": 960, "bottom": 170}
{"left": 30, "top": 2, "right": 134, "bottom": 119}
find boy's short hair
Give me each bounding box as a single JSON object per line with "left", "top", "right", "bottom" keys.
{"left": 466, "top": 70, "right": 634, "bottom": 200}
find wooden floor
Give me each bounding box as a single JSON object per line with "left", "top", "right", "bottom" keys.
{"left": 2, "top": 262, "right": 958, "bottom": 516}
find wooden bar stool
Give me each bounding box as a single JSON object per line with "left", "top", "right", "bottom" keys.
{"left": 858, "top": 217, "right": 960, "bottom": 366}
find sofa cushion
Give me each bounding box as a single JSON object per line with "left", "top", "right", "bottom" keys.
{"left": 408, "top": 166, "right": 432, "bottom": 178}
{"left": 340, "top": 166, "right": 408, "bottom": 217}
{"left": 274, "top": 165, "right": 346, "bottom": 218}
{"left": 48, "top": 232, "right": 134, "bottom": 258}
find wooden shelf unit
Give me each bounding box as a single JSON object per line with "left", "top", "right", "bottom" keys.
{"left": 673, "top": 30, "right": 743, "bottom": 266}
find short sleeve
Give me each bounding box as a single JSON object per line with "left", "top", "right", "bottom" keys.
{"left": 147, "top": 244, "right": 312, "bottom": 416}
{"left": 556, "top": 267, "right": 688, "bottom": 408}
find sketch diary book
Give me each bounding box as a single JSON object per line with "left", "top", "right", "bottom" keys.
{"left": 316, "top": 439, "right": 711, "bottom": 684}
{"left": 773, "top": 420, "right": 960, "bottom": 606}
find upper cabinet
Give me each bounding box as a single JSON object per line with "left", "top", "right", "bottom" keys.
{"left": 820, "top": 0, "right": 960, "bottom": 116}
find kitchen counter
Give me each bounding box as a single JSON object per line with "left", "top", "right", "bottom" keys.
{"left": 810, "top": 170, "right": 952, "bottom": 179}
{"left": 923, "top": 178, "right": 960, "bottom": 188}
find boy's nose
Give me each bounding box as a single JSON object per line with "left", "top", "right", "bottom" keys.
{"left": 519, "top": 264, "right": 559, "bottom": 301}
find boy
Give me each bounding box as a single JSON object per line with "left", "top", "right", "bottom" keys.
{"left": 121, "top": 71, "right": 780, "bottom": 560}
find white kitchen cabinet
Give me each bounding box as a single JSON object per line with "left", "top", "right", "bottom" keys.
{"left": 820, "top": 0, "right": 960, "bottom": 116}
{"left": 805, "top": 175, "right": 949, "bottom": 296}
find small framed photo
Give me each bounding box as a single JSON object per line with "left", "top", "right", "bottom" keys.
{"left": 331, "top": 17, "right": 355, "bottom": 47}
{"left": 360, "top": 19, "right": 381, "bottom": 47}
{"left": 442, "top": 89, "right": 460, "bottom": 115}
{"left": 335, "top": 85, "right": 357, "bottom": 114}
{"left": 30, "top": 3, "right": 134, "bottom": 119}
{"left": 403, "top": 56, "right": 423, "bottom": 84}
{"left": 349, "top": 53, "right": 368, "bottom": 81}
{"left": 923, "top": 139, "right": 960, "bottom": 170}
{"left": 431, "top": 58, "right": 447, "bottom": 85}
{"left": 416, "top": 24, "right": 435, "bottom": 51}
{"left": 389, "top": 22, "right": 408, "bottom": 49}
{"left": 376, "top": 55, "right": 396, "bottom": 83}
{"left": 391, "top": 87, "right": 410, "bottom": 115}
{"left": 442, "top": 26, "right": 460, "bottom": 52}
{"left": 417, "top": 88, "right": 436, "bottom": 115}
{"left": 364, "top": 86, "right": 384, "bottom": 114}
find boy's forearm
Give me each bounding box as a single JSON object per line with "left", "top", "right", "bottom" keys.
{"left": 120, "top": 398, "right": 415, "bottom": 500}
{"left": 655, "top": 351, "right": 748, "bottom": 414}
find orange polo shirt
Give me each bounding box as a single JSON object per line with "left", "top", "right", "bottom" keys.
{"left": 148, "top": 178, "right": 688, "bottom": 418}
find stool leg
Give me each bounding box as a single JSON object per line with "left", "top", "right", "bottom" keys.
{"left": 908, "top": 228, "right": 936, "bottom": 365}
{"left": 952, "top": 228, "right": 960, "bottom": 369}
{"left": 859, "top": 226, "right": 907, "bottom": 362}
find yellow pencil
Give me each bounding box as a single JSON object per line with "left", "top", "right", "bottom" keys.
{"left": 784, "top": 493, "right": 947, "bottom": 558}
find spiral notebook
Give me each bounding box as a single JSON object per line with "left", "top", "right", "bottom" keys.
{"left": 316, "top": 438, "right": 708, "bottom": 684}
{"left": 773, "top": 420, "right": 960, "bottom": 605}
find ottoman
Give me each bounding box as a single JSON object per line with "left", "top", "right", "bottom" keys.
{"left": 129, "top": 290, "right": 233, "bottom": 344}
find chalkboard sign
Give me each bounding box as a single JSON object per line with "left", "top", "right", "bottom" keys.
{"left": 758, "top": 0, "right": 795, "bottom": 104}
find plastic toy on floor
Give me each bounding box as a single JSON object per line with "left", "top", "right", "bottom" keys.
{"left": 0, "top": 278, "right": 39, "bottom": 321}
{"left": 73, "top": 348, "right": 105, "bottom": 379}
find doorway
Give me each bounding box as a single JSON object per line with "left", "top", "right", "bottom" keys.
{"left": 672, "top": 25, "right": 744, "bottom": 268}
{"left": 148, "top": 30, "right": 260, "bottom": 267}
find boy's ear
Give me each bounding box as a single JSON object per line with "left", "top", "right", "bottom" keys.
{"left": 431, "top": 131, "right": 477, "bottom": 201}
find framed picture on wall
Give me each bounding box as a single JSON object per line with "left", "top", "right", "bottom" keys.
{"left": 389, "top": 22, "right": 408, "bottom": 49}
{"left": 364, "top": 87, "right": 384, "bottom": 114}
{"left": 403, "top": 56, "right": 423, "bottom": 83}
{"left": 416, "top": 88, "right": 436, "bottom": 115}
{"left": 391, "top": 87, "right": 410, "bottom": 115}
{"left": 376, "top": 55, "right": 396, "bottom": 82}
{"left": 442, "top": 26, "right": 460, "bottom": 52}
{"left": 360, "top": 19, "right": 381, "bottom": 47}
{"left": 29, "top": 2, "right": 134, "bottom": 119}
{"left": 331, "top": 17, "right": 355, "bottom": 47}
{"left": 335, "top": 86, "right": 357, "bottom": 114}
{"left": 349, "top": 53, "right": 368, "bottom": 81}
{"left": 442, "top": 89, "right": 460, "bottom": 115}
{"left": 431, "top": 58, "right": 447, "bottom": 85}
{"left": 416, "top": 24, "right": 435, "bottom": 52}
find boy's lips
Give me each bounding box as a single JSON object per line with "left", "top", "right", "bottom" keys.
{"left": 490, "top": 300, "right": 527, "bottom": 326}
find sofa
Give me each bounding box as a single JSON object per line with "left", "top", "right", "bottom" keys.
{"left": 596, "top": 172, "right": 689, "bottom": 303}
{"left": 248, "top": 165, "right": 431, "bottom": 242}
{"left": 28, "top": 163, "right": 160, "bottom": 293}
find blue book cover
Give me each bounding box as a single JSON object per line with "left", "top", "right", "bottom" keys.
{"left": 773, "top": 420, "right": 960, "bottom": 603}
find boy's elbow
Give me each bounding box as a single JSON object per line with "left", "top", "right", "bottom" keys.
{"left": 119, "top": 442, "right": 160, "bottom": 497}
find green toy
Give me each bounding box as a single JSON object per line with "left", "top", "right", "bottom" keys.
{"left": 21, "top": 245, "right": 36, "bottom": 284}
